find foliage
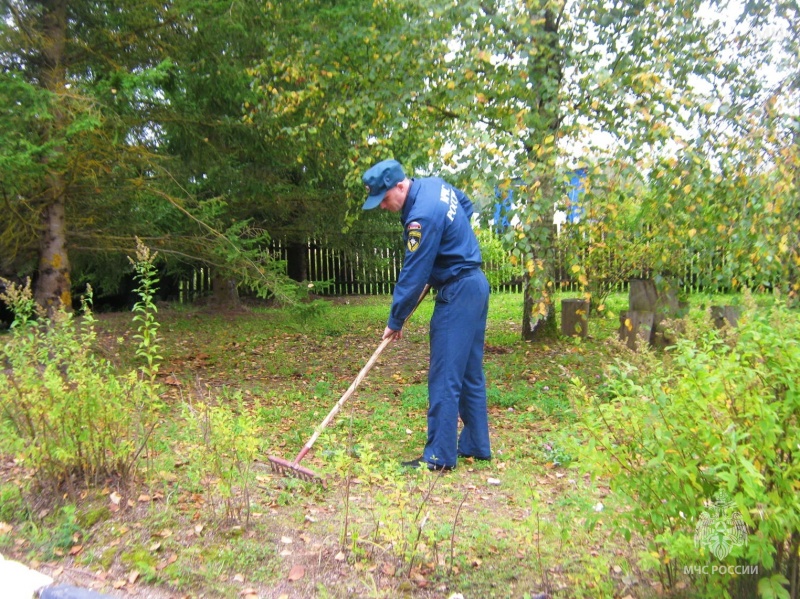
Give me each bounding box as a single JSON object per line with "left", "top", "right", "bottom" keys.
{"left": 573, "top": 294, "right": 800, "bottom": 597}
{"left": 0, "top": 0, "right": 301, "bottom": 308}
{"left": 326, "top": 440, "right": 452, "bottom": 570}
{"left": 476, "top": 228, "right": 522, "bottom": 288}
{"left": 557, "top": 165, "right": 656, "bottom": 313}
{"left": 129, "top": 239, "right": 162, "bottom": 380}
{"left": 181, "top": 391, "right": 260, "bottom": 525}
{"left": 0, "top": 279, "right": 162, "bottom": 492}
{"left": 0, "top": 290, "right": 744, "bottom": 597}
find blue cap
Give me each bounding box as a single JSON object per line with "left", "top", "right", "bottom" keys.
{"left": 362, "top": 159, "right": 405, "bottom": 210}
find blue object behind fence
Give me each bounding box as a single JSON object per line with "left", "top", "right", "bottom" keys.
{"left": 566, "top": 167, "right": 587, "bottom": 224}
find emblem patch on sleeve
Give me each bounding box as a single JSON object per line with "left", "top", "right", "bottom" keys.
{"left": 406, "top": 222, "right": 422, "bottom": 252}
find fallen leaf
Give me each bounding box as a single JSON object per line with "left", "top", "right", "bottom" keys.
{"left": 0, "top": 522, "right": 12, "bottom": 534}
{"left": 382, "top": 562, "right": 396, "bottom": 576}
{"left": 487, "top": 478, "right": 501, "bottom": 485}
{"left": 233, "top": 573, "right": 245, "bottom": 582}
{"left": 280, "top": 536, "right": 293, "bottom": 544}
{"left": 138, "top": 494, "right": 152, "bottom": 502}
{"left": 128, "top": 570, "right": 140, "bottom": 584}
{"left": 69, "top": 545, "right": 83, "bottom": 556}
{"left": 109, "top": 492, "right": 122, "bottom": 505}
{"left": 334, "top": 551, "right": 345, "bottom": 561}
{"left": 287, "top": 564, "right": 305, "bottom": 581}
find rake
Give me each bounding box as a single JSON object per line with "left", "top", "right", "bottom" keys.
{"left": 268, "top": 285, "right": 431, "bottom": 483}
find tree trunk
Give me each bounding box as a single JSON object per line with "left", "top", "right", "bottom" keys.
{"left": 210, "top": 271, "right": 242, "bottom": 310}
{"left": 286, "top": 241, "right": 308, "bottom": 282}
{"left": 34, "top": 0, "right": 72, "bottom": 315}
{"left": 519, "top": 5, "right": 563, "bottom": 342}
{"left": 35, "top": 199, "right": 72, "bottom": 314}
{"left": 522, "top": 270, "right": 558, "bottom": 341}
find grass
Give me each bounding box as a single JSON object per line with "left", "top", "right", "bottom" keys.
{"left": 0, "top": 289, "right": 751, "bottom": 598}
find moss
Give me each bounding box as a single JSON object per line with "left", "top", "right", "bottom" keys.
{"left": 78, "top": 505, "right": 112, "bottom": 529}
{"left": 99, "top": 546, "right": 118, "bottom": 570}
{"left": 120, "top": 547, "right": 158, "bottom": 580}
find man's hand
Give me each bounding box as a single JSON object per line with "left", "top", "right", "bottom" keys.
{"left": 383, "top": 326, "right": 402, "bottom": 341}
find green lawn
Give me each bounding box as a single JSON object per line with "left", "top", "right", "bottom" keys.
{"left": 0, "top": 290, "right": 765, "bottom": 598}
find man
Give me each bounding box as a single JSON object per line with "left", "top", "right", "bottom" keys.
{"left": 362, "top": 158, "right": 491, "bottom": 471}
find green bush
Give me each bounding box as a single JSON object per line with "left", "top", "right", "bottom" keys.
{"left": 181, "top": 389, "right": 260, "bottom": 524}
{"left": 0, "top": 246, "right": 163, "bottom": 493}
{"left": 477, "top": 228, "right": 521, "bottom": 288}
{"left": 573, "top": 294, "right": 800, "bottom": 599}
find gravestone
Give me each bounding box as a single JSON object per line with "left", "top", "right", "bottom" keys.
{"left": 561, "top": 298, "right": 589, "bottom": 338}
{"left": 619, "top": 310, "right": 655, "bottom": 351}
{"left": 710, "top": 305, "right": 740, "bottom": 329}
{"left": 626, "top": 279, "right": 688, "bottom": 350}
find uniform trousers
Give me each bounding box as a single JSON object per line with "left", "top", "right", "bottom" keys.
{"left": 422, "top": 269, "right": 491, "bottom": 468}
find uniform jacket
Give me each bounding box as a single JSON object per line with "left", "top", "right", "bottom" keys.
{"left": 387, "top": 177, "right": 482, "bottom": 331}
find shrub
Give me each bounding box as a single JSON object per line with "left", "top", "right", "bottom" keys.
{"left": 572, "top": 294, "right": 800, "bottom": 598}
{"left": 0, "top": 247, "right": 163, "bottom": 493}
{"left": 477, "top": 228, "right": 521, "bottom": 289}
{"left": 181, "top": 389, "right": 260, "bottom": 525}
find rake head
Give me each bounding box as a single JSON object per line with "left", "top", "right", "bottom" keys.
{"left": 267, "top": 455, "right": 324, "bottom": 484}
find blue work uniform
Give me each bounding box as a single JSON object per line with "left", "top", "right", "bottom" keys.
{"left": 389, "top": 178, "right": 492, "bottom": 469}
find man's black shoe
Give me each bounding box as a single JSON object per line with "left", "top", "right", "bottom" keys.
{"left": 401, "top": 458, "right": 454, "bottom": 471}
{"left": 458, "top": 453, "right": 492, "bottom": 461}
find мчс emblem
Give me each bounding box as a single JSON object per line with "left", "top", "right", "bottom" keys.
{"left": 406, "top": 222, "right": 422, "bottom": 253}
{"left": 694, "top": 490, "right": 748, "bottom": 560}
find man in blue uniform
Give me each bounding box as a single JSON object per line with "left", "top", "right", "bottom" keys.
{"left": 362, "top": 158, "right": 492, "bottom": 471}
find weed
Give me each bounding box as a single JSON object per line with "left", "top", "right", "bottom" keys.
{"left": 181, "top": 387, "right": 260, "bottom": 525}
{"left": 536, "top": 438, "right": 573, "bottom": 468}
{"left": 129, "top": 238, "right": 163, "bottom": 381}
{"left": 47, "top": 505, "right": 83, "bottom": 558}
{"left": 0, "top": 482, "right": 28, "bottom": 522}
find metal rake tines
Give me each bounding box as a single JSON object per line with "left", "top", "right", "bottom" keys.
{"left": 267, "top": 455, "right": 322, "bottom": 483}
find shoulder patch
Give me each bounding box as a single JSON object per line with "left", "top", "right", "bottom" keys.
{"left": 407, "top": 221, "right": 422, "bottom": 231}
{"left": 407, "top": 229, "right": 422, "bottom": 252}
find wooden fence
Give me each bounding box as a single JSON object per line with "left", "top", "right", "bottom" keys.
{"left": 177, "top": 237, "right": 740, "bottom": 302}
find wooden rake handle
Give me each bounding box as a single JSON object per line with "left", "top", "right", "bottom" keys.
{"left": 291, "top": 285, "right": 431, "bottom": 465}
